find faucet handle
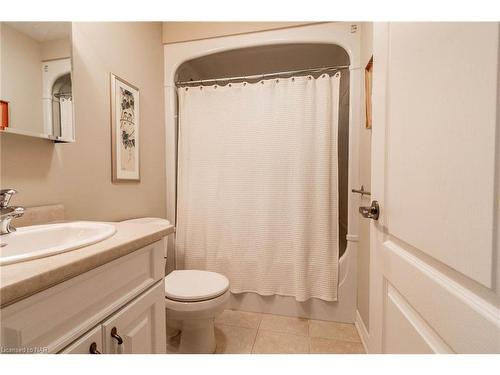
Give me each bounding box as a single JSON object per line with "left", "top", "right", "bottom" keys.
{"left": 0, "top": 189, "right": 17, "bottom": 208}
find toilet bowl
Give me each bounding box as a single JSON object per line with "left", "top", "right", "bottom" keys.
{"left": 165, "top": 270, "right": 230, "bottom": 354}
{"left": 121, "top": 218, "right": 229, "bottom": 354}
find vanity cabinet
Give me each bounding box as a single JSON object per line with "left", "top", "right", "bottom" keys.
{"left": 60, "top": 282, "right": 165, "bottom": 354}
{"left": 102, "top": 282, "right": 165, "bottom": 354}
{"left": 0, "top": 240, "right": 167, "bottom": 354}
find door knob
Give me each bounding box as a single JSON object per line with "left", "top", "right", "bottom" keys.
{"left": 359, "top": 200, "right": 379, "bottom": 220}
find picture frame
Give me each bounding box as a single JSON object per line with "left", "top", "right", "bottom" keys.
{"left": 364, "top": 56, "right": 373, "bottom": 129}
{"left": 110, "top": 73, "right": 140, "bottom": 182}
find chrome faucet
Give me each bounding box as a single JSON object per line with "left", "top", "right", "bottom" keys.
{"left": 0, "top": 189, "right": 25, "bottom": 235}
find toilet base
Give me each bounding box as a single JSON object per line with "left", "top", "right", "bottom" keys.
{"left": 168, "top": 317, "right": 216, "bottom": 354}
{"left": 165, "top": 290, "right": 229, "bottom": 354}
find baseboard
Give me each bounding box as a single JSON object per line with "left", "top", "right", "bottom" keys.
{"left": 355, "top": 310, "right": 370, "bottom": 353}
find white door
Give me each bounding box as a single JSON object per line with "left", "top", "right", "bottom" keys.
{"left": 369, "top": 22, "right": 500, "bottom": 353}
{"left": 103, "top": 282, "right": 166, "bottom": 354}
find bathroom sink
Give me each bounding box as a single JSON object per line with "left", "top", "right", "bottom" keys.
{"left": 0, "top": 222, "right": 117, "bottom": 266}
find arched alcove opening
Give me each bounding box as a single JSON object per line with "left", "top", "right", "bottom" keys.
{"left": 176, "top": 43, "right": 350, "bottom": 256}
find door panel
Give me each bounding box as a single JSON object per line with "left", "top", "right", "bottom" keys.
{"left": 383, "top": 283, "right": 452, "bottom": 353}
{"left": 383, "top": 240, "right": 499, "bottom": 353}
{"left": 385, "top": 22, "right": 498, "bottom": 287}
{"left": 103, "top": 281, "right": 166, "bottom": 354}
{"left": 369, "top": 22, "right": 500, "bottom": 354}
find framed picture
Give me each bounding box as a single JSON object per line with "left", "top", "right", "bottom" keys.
{"left": 110, "top": 73, "right": 140, "bottom": 181}
{"left": 365, "top": 56, "right": 373, "bottom": 129}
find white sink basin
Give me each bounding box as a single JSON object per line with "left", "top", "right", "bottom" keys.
{"left": 0, "top": 222, "right": 117, "bottom": 266}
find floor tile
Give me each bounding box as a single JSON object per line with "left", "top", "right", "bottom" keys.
{"left": 259, "top": 314, "right": 309, "bottom": 336}
{"left": 252, "top": 330, "right": 309, "bottom": 354}
{"left": 309, "top": 320, "right": 361, "bottom": 342}
{"left": 167, "top": 311, "right": 367, "bottom": 355}
{"left": 215, "top": 324, "right": 258, "bottom": 354}
{"left": 215, "top": 309, "right": 263, "bottom": 329}
{"left": 309, "top": 337, "right": 365, "bottom": 354}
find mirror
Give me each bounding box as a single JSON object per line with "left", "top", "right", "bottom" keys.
{"left": 0, "top": 22, "right": 74, "bottom": 142}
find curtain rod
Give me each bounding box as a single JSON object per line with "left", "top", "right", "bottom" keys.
{"left": 175, "top": 64, "right": 351, "bottom": 86}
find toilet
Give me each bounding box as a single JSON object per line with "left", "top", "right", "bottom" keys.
{"left": 123, "top": 217, "right": 229, "bottom": 353}
{"left": 165, "top": 270, "right": 229, "bottom": 353}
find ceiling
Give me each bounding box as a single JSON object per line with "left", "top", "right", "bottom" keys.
{"left": 5, "top": 22, "right": 71, "bottom": 42}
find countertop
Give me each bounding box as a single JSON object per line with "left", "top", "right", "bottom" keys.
{"left": 0, "top": 220, "right": 174, "bottom": 308}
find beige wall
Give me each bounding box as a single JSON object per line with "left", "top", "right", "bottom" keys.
{"left": 162, "top": 22, "right": 314, "bottom": 44}
{"left": 0, "top": 22, "right": 166, "bottom": 221}
{"left": 357, "top": 22, "right": 373, "bottom": 331}
{"left": 40, "top": 38, "right": 71, "bottom": 61}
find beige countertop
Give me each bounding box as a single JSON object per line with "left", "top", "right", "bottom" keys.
{"left": 0, "top": 220, "right": 174, "bottom": 308}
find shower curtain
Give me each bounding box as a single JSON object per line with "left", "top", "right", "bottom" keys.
{"left": 176, "top": 72, "right": 341, "bottom": 302}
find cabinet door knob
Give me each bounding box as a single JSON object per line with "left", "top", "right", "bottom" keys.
{"left": 89, "top": 342, "right": 101, "bottom": 354}
{"left": 111, "top": 327, "right": 123, "bottom": 345}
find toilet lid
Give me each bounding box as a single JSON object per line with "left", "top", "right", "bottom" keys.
{"left": 164, "top": 270, "right": 230, "bottom": 302}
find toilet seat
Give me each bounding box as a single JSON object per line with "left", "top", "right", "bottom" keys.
{"left": 165, "top": 270, "right": 229, "bottom": 302}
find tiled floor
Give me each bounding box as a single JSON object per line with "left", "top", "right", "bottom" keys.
{"left": 168, "top": 309, "right": 365, "bottom": 354}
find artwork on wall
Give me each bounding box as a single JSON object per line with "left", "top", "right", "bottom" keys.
{"left": 365, "top": 56, "right": 373, "bottom": 129}
{"left": 110, "top": 73, "right": 140, "bottom": 182}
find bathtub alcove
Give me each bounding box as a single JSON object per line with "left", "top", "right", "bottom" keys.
{"left": 164, "top": 23, "right": 361, "bottom": 322}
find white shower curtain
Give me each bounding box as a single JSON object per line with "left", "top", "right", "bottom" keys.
{"left": 176, "top": 72, "right": 341, "bottom": 302}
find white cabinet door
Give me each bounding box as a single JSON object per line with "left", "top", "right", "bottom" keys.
{"left": 102, "top": 281, "right": 166, "bottom": 354}
{"left": 369, "top": 22, "right": 500, "bottom": 353}
{"left": 59, "top": 326, "right": 103, "bottom": 354}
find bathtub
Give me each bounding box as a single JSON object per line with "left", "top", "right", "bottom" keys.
{"left": 166, "top": 234, "right": 358, "bottom": 323}
{"left": 164, "top": 23, "right": 362, "bottom": 325}
{"left": 226, "top": 237, "right": 358, "bottom": 323}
